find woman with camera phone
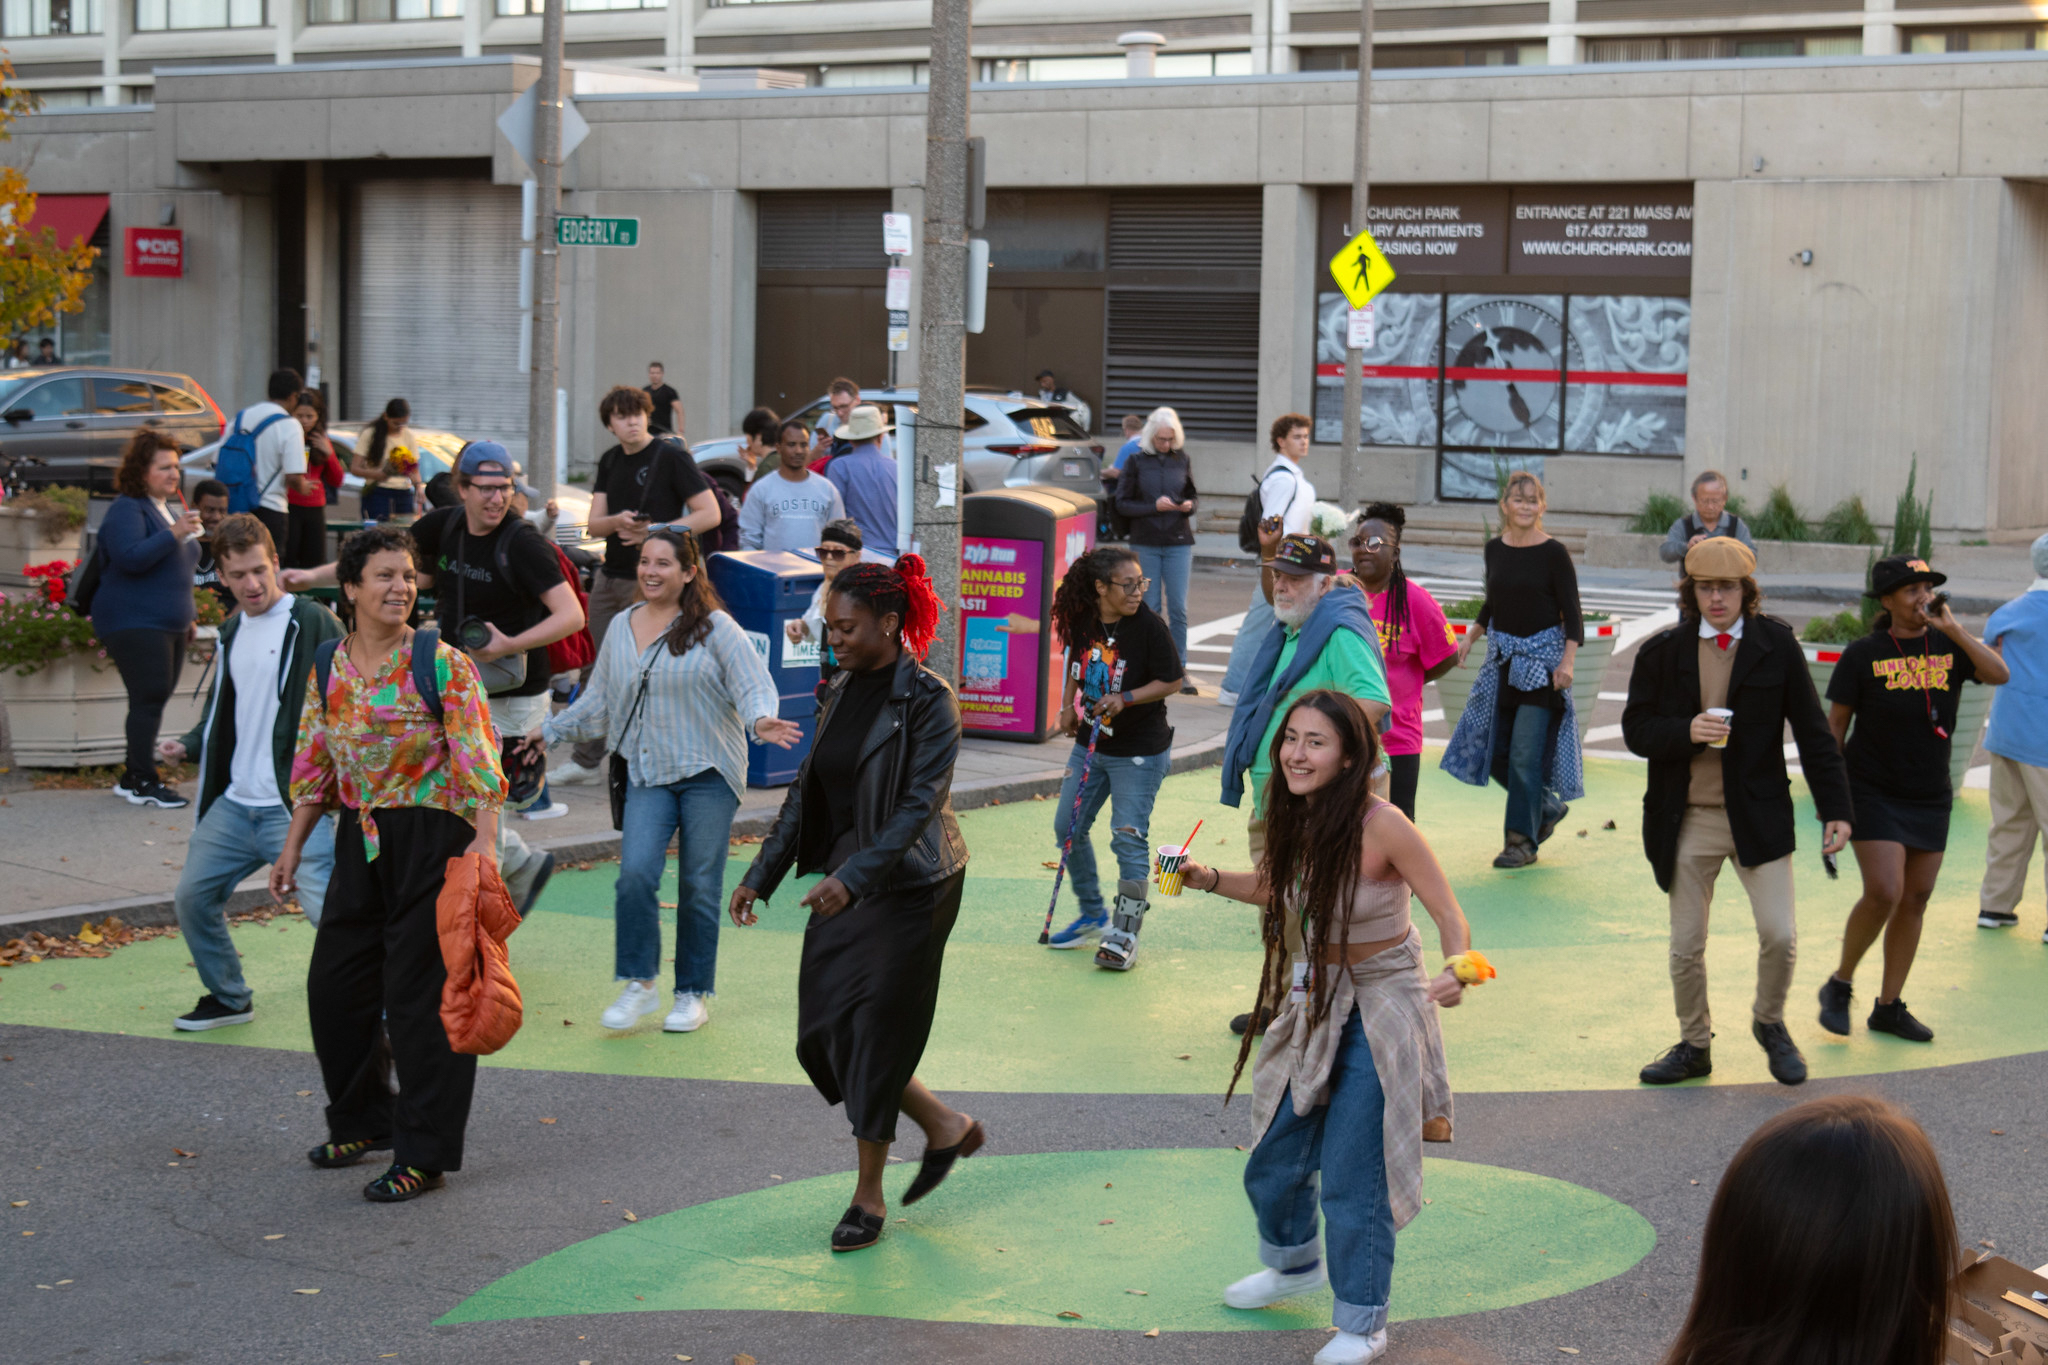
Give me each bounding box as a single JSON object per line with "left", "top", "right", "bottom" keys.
{"left": 533, "top": 529, "right": 800, "bottom": 1036}
{"left": 1818, "top": 556, "right": 2008, "bottom": 1044}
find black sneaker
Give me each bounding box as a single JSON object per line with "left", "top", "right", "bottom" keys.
{"left": 1817, "top": 976, "right": 1853, "bottom": 1036}
{"left": 1639, "top": 1040, "right": 1712, "bottom": 1085}
{"left": 307, "top": 1136, "right": 392, "bottom": 1169}
{"left": 517, "top": 851, "right": 556, "bottom": 918}
{"left": 1751, "top": 1018, "right": 1808, "bottom": 1085}
{"left": 1978, "top": 909, "right": 2018, "bottom": 929}
{"left": 173, "top": 994, "right": 253, "bottom": 1032}
{"left": 1229, "top": 1007, "right": 1273, "bottom": 1037}
{"left": 115, "top": 776, "right": 189, "bottom": 809}
{"left": 1537, "top": 803, "right": 1570, "bottom": 845}
{"left": 1492, "top": 836, "right": 1538, "bottom": 870}
{"left": 363, "top": 1163, "right": 444, "bottom": 1203}
{"left": 1868, "top": 998, "right": 1934, "bottom": 1042}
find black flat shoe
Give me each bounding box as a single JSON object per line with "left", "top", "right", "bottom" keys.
{"left": 901, "top": 1118, "right": 986, "bottom": 1205}
{"left": 831, "top": 1203, "right": 885, "bottom": 1252}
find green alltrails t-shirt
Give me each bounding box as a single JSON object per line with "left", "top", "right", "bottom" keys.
{"left": 1247, "top": 625, "right": 1392, "bottom": 816}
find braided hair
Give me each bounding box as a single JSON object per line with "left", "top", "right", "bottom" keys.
{"left": 1359, "top": 500, "right": 1410, "bottom": 647}
{"left": 832, "top": 554, "right": 945, "bottom": 661}
{"left": 1052, "top": 545, "right": 1141, "bottom": 659}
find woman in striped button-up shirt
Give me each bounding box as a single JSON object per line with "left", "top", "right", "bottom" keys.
{"left": 534, "top": 529, "right": 801, "bottom": 1034}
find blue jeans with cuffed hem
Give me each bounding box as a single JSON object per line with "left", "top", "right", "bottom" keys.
{"left": 1052, "top": 744, "right": 1169, "bottom": 918}
{"left": 1133, "top": 542, "right": 1192, "bottom": 663}
{"left": 174, "top": 797, "right": 336, "bottom": 1010}
{"left": 1501, "top": 702, "right": 1565, "bottom": 843}
{"left": 1242, "top": 1006, "right": 1395, "bottom": 1336}
{"left": 616, "top": 769, "right": 739, "bottom": 993}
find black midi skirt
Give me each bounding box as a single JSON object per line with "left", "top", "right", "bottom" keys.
{"left": 795, "top": 869, "right": 967, "bottom": 1143}
{"left": 1848, "top": 780, "right": 1952, "bottom": 853}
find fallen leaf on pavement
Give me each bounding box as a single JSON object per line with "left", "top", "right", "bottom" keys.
{"left": 10, "top": 1201, "right": 25, "bottom": 1208}
{"left": 1057, "top": 1311, "right": 1082, "bottom": 1320}
{"left": 296, "top": 1090, "right": 313, "bottom": 1097}
{"left": 1145, "top": 1328, "right": 1160, "bottom": 1338}
{"left": 264, "top": 1234, "right": 285, "bottom": 1241}
{"left": 1991, "top": 1130, "right": 2005, "bottom": 1136}
{"left": 21, "top": 1230, "right": 34, "bottom": 1236}
{"left": 623, "top": 1210, "right": 638, "bottom": 1222}
{"left": 1558, "top": 1350, "right": 1580, "bottom": 1356}
{"left": 1041, "top": 860, "right": 1060, "bottom": 868}
{"left": 1176, "top": 1053, "right": 1191, "bottom": 1060}
{"left": 540, "top": 1117, "right": 558, "bottom": 1125}
{"left": 563, "top": 1019, "right": 575, "bottom": 1026}
{"left": 1099, "top": 1219, "right": 1114, "bottom": 1225}
{"left": 1602, "top": 819, "right": 1617, "bottom": 830}
{"left": 1126, "top": 1288, "right": 1148, "bottom": 1296}
{"left": 292, "top": 1288, "right": 320, "bottom": 1295}
{"left": 675, "top": 1357, "right": 693, "bottom": 1362}
{"left": 173, "top": 1148, "right": 196, "bottom": 1158}
{"left": 735, "top": 1355, "right": 758, "bottom": 1365}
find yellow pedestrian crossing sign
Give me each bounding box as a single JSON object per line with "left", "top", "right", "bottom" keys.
{"left": 1329, "top": 228, "right": 1396, "bottom": 309}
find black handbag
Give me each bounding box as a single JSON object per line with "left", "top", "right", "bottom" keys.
{"left": 608, "top": 654, "right": 659, "bottom": 831}
{"left": 66, "top": 537, "right": 105, "bottom": 618}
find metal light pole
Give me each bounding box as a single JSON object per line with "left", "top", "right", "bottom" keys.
{"left": 524, "top": 0, "right": 566, "bottom": 500}
{"left": 1338, "top": 0, "right": 1374, "bottom": 510}
{"left": 916, "top": 0, "right": 971, "bottom": 681}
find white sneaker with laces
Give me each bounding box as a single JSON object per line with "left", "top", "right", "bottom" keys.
{"left": 1313, "top": 1330, "right": 1388, "bottom": 1365}
{"left": 665, "top": 992, "right": 710, "bottom": 1033}
{"left": 600, "top": 981, "right": 661, "bottom": 1030}
{"left": 521, "top": 801, "right": 570, "bottom": 821}
{"left": 550, "top": 760, "right": 602, "bottom": 786}
{"left": 1223, "top": 1264, "right": 1328, "bottom": 1309}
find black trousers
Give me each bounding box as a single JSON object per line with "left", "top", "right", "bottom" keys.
{"left": 252, "top": 507, "right": 289, "bottom": 556}
{"left": 284, "top": 503, "right": 328, "bottom": 569}
{"left": 100, "top": 627, "right": 186, "bottom": 781}
{"left": 308, "top": 806, "right": 479, "bottom": 1172}
{"left": 1387, "top": 752, "right": 1420, "bottom": 822}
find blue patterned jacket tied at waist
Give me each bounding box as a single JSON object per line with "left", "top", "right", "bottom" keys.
{"left": 1438, "top": 624, "right": 1585, "bottom": 802}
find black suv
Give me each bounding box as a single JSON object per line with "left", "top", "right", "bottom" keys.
{"left": 0, "top": 367, "right": 224, "bottom": 490}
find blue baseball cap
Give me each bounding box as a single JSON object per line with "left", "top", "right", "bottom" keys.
{"left": 457, "top": 441, "right": 515, "bottom": 478}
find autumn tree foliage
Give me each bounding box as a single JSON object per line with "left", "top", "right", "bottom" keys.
{"left": 1, "top": 54, "right": 97, "bottom": 347}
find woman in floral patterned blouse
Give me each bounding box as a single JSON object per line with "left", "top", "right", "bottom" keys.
{"left": 272, "top": 524, "right": 506, "bottom": 1204}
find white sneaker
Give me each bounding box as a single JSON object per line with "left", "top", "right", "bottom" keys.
{"left": 664, "top": 992, "right": 709, "bottom": 1033}
{"left": 600, "top": 981, "right": 661, "bottom": 1031}
{"left": 550, "top": 760, "right": 602, "bottom": 786}
{"left": 1314, "top": 1330, "right": 1388, "bottom": 1365}
{"left": 1224, "top": 1263, "right": 1328, "bottom": 1309}
{"left": 521, "top": 801, "right": 570, "bottom": 821}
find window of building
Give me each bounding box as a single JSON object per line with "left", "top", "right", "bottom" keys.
{"left": 135, "top": 0, "right": 264, "bottom": 28}
{"left": 1585, "top": 32, "right": 1861, "bottom": 61}
{"left": 23, "top": 87, "right": 104, "bottom": 105}
{"left": 1907, "top": 26, "right": 2045, "bottom": 53}
{"left": 494, "top": 0, "right": 656, "bottom": 12}
{"left": 982, "top": 51, "right": 1253, "bottom": 82}
{"left": 312, "top": 0, "right": 458, "bottom": 18}
{"left": 819, "top": 62, "right": 926, "bottom": 86}
{"left": 1299, "top": 43, "right": 1548, "bottom": 70}
{"left": 1, "top": 0, "right": 102, "bottom": 35}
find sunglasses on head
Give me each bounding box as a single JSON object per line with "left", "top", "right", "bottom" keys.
{"left": 815, "top": 545, "right": 856, "bottom": 560}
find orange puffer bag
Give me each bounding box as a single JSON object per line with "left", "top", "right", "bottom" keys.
{"left": 436, "top": 852, "right": 524, "bottom": 1055}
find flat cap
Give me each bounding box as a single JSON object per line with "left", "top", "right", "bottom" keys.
{"left": 1684, "top": 536, "right": 1757, "bottom": 580}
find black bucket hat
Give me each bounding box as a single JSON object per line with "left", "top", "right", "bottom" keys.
{"left": 1864, "top": 554, "right": 1947, "bottom": 599}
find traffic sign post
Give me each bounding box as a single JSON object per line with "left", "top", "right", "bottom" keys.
{"left": 1329, "top": 227, "right": 1396, "bottom": 309}
{"left": 556, "top": 216, "right": 640, "bottom": 247}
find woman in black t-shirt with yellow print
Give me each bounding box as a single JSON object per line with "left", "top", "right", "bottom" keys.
{"left": 1044, "top": 545, "right": 1186, "bottom": 970}
{"left": 1818, "top": 556, "right": 2008, "bottom": 1043}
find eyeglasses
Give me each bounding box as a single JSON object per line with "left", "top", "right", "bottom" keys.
{"left": 815, "top": 545, "right": 856, "bottom": 561}
{"left": 1109, "top": 576, "right": 1151, "bottom": 594}
{"left": 470, "top": 482, "right": 513, "bottom": 499}
{"left": 1350, "top": 535, "right": 1390, "bottom": 552}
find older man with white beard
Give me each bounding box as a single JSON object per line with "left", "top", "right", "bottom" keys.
{"left": 1218, "top": 534, "right": 1393, "bottom": 1034}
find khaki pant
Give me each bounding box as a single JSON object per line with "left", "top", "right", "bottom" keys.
{"left": 571, "top": 571, "right": 639, "bottom": 769}
{"left": 1981, "top": 753, "right": 2048, "bottom": 919}
{"left": 1668, "top": 805, "right": 1797, "bottom": 1049}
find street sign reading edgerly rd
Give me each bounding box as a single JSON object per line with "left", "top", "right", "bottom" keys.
{"left": 557, "top": 216, "right": 640, "bottom": 247}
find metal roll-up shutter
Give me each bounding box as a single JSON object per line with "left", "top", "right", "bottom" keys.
{"left": 1105, "top": 191, "right": 1262, "bottom": 438}
{"left": 349, "top": 180, "right": 525, "bottom": 459}
{"left": 758, "top": 191, "right": 893, "bottom": 271}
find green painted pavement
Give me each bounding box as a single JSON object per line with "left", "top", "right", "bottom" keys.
{"left": 438, "top": 1149, "right": 1656, "bottom": 1331}
{"left": 4, "top": 757, "right": 2042, "bottom": 1091}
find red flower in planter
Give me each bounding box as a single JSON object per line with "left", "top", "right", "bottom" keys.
{"left": 23, "top": 559, "right": 79, "bottom": 607}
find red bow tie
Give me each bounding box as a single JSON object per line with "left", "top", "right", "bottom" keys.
{"left": 1715, "top": 633, "right": 1733, "bottom": 651}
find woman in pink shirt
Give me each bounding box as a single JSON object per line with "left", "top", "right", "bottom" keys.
{"left": 1350, "top": 503, "right": 1458, "bottom": 820}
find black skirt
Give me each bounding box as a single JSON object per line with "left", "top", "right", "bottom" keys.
{"left": 795, "top": 868, "right": 967, "bottom": 1143}
{"left": 1848, "top": 780, "right": 1952, "bottom": 853}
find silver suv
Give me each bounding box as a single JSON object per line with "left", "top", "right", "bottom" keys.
{"left": 690, "top": 388, "right": 1104, "bottom": 505}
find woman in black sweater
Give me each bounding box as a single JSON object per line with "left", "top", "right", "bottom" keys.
{"left": 1112, "top": 406, "right": 1198, "bottom": 669}
{"left": 1455, "top": 472, "right": 1584, "bottom": 867}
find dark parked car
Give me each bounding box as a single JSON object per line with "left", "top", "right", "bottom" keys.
{"left": 0, "top": 367, "right": 224, "bottom": 489}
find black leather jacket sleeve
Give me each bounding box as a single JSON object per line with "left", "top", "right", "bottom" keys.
{"left": 744, "top": 756, "right": 809, "bottom": 899}
{"left": 833, "top": 679, "right": 961, "bottom": 899}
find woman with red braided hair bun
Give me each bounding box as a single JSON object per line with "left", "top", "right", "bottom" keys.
{"left": 731, "top": 553, "right": 979, "bottom": 1252}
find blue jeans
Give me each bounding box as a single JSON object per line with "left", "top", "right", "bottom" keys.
{"left": 616, "top": 770, "right": 739, "bottom": 992}
{"left": 362, "top": 486, "right": 415, "bottom": 522}
{"left": 1243, "top": 1006, "right": 1396, "bottom": 1336}
{"left": 1133, "top": 542, "right": 1192, "bottom": 663}
{"left": 1052, "top": 743, "right": 1169, "bottom": 917}
{"left": 173, "top": 796, "right": 336, "bottom": 1010}
{"left": 1220, "top": 580, "right": 1278, "bottom": 698}
{"left": 1501, "top": 702, "right": 1566, "bottom": 842}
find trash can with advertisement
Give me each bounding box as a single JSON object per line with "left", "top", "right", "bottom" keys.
{"left": 706, "top": 549, "right": 826, "bottom": 786}
{"left": 958, "top": 487, "right": 1097, "bottom": 741}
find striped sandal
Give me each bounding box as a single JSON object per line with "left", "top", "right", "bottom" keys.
{"left": 306, "top": 1136, "right": 391, "bottom": 1169}
{"left": 363, "top": 1163, "right": 445, "bottom": 1203}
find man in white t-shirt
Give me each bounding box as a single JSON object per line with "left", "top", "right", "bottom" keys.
{"left": 740, "top": 418, "right": 845, "bottom": 552}
{"left": 1218, "top": 412, "right": 1317, "bottom": 704}
{"left": 234, "top": 367, "right": 311, "bottom": 551}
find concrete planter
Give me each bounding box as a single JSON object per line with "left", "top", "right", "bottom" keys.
{"left": 1584, "top": 531, "right": 1877, "bottom": 576}
{"left": 1802, "top": 643, "right": 1992, "bottom": 792}
{"left": 0, "top": 505, "right": 84, "bottom": 591}
{"left": 1436, "top": 619, "right": 1617, "bottom": 742}
{"left": 0, "top": 637, "right": 211, "bottom": 769}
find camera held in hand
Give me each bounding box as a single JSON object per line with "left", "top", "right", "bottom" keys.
{"left": 456, "top": 616, "right": 495, "bottom": 652}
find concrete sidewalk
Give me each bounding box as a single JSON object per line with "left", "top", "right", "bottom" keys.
{"left": 0, "top": 689, "right": 1237, "bottom": 941}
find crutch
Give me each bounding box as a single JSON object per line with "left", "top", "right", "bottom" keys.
{"left": 1039, "top": 659, "right": 1126, "bottom": 944}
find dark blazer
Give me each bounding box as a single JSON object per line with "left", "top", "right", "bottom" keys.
{"left": 1113, "top": 448, "right": 1198, "bottom": 547}
{"left": 1622, "top": 612, "right": 1852, "bottom": 891}
{"left": 178, "top": 595, "right": 345, "bottom": 822}
{"left": 743, "top": 651, "right": 969, "bottom": 900}
{"left": 91, "top": 495, "right": 200, "bottom": 636}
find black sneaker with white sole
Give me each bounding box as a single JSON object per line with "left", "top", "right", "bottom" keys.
{"left": 1978, "top": 909, "right": 2018, "bottom": 929}
{"left": 173, "top": 994, "right": 254, "bottom": 1031}
{"left": 114, "top": 776, "right": 189, "bottom": 809}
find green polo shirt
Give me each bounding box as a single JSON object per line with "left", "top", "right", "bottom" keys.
{"left": 1246, "top": 625, "right": 1392, "bottom": 815}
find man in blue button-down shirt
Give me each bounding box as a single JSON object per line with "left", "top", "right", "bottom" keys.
{"left": 824, "top": 404, "right": 900, "bottom": 558}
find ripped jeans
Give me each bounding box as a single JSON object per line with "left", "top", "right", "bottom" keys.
{"left": 1052, "top": 743, "right": 1170, "bottom": 918}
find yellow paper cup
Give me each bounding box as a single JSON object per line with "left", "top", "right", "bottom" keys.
{"left": 1706, "top": 707, "right": 1733, "bottom": 748}
{"left": 1156, "top": 844, "right": 1189, "bottom": 897}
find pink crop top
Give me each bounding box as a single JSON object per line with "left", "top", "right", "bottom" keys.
{"left": 1282, "top": 800, "right": 1413, "bottom": 955}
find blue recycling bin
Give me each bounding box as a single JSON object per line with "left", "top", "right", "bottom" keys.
{"left": 706, "top": 549, "right": 825, "bottom": 787}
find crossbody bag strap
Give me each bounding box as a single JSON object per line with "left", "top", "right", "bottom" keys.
{"left": 616, "top": 647, "right": 660, "bottom": 750}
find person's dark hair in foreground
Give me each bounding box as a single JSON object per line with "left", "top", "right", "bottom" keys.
{"left": 1662, "top": 1093, "right": 1958, "bottom": 1365}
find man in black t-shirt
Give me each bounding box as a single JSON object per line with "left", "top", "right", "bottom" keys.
{"left": 645, "top": 362, "right": 683, "bottom": 438}
{"left": 406, "top": 442, "right": 586, "bottom": 914}
{"left": 190, "top": 479, "right": 235, "bottom": 614}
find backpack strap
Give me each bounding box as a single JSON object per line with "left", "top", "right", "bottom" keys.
{"left": 313, "top": 637, "right": 341, "bottom": 716}
{"left": 314, "top": 628, "right": 442, "bottom": 724}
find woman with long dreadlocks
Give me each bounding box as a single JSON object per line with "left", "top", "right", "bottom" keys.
{"left": 1043, "top": 544, "right": 1186, "bottom": 967}
{"left": 729, "top": 555, "right": 978, "bottom": 1253}
{"left": 1348, "top": 503, "right": 1458, "bottom": 821}
{"left": 1178, "top": 689, "right": 1472, "bottom": 1365}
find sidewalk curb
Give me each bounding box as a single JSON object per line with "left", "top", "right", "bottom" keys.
{"left": 0, "top": 734, "right": 1231, "bottom": 943}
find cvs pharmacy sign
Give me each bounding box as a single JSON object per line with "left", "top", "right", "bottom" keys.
{"left": 125, "top": 227, "right": 184, "bottom": 278}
